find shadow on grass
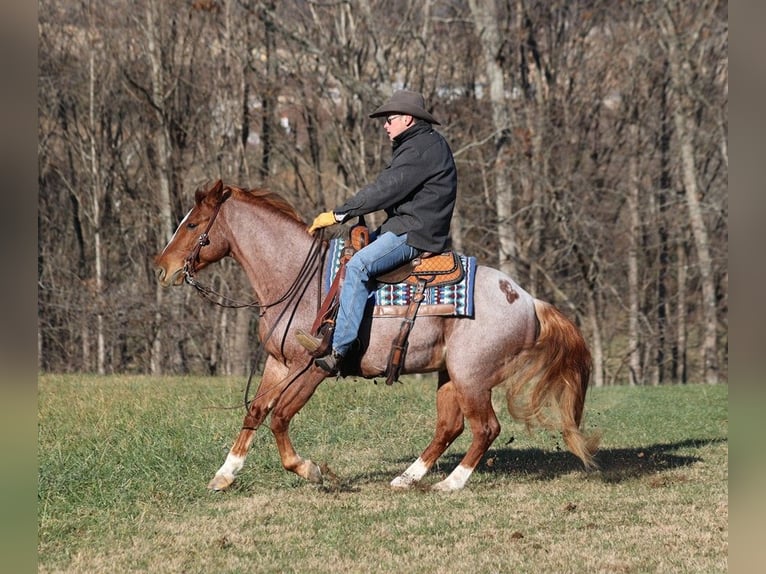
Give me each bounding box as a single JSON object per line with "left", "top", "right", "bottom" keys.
{"left": 473, "top": 437, "right": 727, "bottom": 483}
{"left": 330, "top": 437, "right": 727, "bottom": 490}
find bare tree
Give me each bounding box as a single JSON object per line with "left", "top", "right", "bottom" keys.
{"left": 653, "top": 0, "right": 723, "bottom": 384}
{"left": 37, "top": 0, "right": 727, "bottom": 383}
{"left": 467, "top": 0, "right": 518, "bottom": 278}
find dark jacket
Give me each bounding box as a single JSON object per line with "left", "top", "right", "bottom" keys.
{"left": 335, "top": 121, "right": 457, "bottom": 253}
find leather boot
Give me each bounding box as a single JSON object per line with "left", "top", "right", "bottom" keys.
{"left": 315, "top": 350, "right": 343, "bottom": 374}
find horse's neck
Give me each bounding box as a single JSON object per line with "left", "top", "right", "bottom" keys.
{"left": 225, "top": 200, "right": 318, "bottom": 306}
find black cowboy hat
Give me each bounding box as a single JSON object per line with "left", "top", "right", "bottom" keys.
{"left": 369, "top": 90, "right": 440, "bottom": 125}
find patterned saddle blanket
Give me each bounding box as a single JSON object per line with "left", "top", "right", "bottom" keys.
{"left": 323, "top": 238, "right": 477, "bottom": 318}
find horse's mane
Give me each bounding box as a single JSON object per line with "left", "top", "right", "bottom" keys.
{"left": 226, "top": 184, "right": 306, "bottom": 225}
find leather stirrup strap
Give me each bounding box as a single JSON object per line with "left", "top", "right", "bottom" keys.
{"left": 311, "top": 259, "right": 346, "bottom": 334}
{"left": 310, "top": 224, "right": 367, "bottom": 335}
{"left": 385, "top": 278, "right": 427, "bottom": 385}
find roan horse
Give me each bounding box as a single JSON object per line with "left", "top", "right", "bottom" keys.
{"left": 155, "top": 180, "right": 600, "bottom": 492}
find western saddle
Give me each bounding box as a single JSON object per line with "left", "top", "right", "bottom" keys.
{"left": 308, "top": 223, "right": 464, "bottom": 385}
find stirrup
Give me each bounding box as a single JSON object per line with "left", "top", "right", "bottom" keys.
{"left": 295, "top": 329, "right": 331, "bottom": 358}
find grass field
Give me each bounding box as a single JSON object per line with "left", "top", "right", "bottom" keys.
{"left": 38, "top": 374, "right": 728, "bottom": 573}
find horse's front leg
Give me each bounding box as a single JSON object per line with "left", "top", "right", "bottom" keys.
{"left": 208, "top": 357, "right": 288, "bottom": 491}
{"left": 268, "top": 365, "right": 328, "bottom": 484}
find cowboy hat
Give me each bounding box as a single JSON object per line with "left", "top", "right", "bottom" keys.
{"left": 369, "top": 90, "right": 440, "bottom": 125}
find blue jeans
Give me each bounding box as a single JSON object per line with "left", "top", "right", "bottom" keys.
{"left": 332, "top": 232, "right": 421, "bottom": 356}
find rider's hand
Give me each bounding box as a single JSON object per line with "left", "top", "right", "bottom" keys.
{"left": 308, "top": 211, "right": 337, "bottom": 234}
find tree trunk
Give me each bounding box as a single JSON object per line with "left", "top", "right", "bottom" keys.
{"left": 468, "top": 0, "right": 518, "bottom": 277}
{"left": 519, "top": 0, "right": 547, "bottom": 294}
{"left": 656, "top": 63, "right": 672, "bottom": 383}
{"left": 673, "top": 111, "right": 718, "bottom": 384}
{"left": 675, "top": 241, "right": 689, "bottom": 383}
{"left": 87, "top": 30, "right": 106, "bottom": 375}
{"left": 259, "top": 0, "right": 277, "bottom": 182}
{"left": 586, "top": 290, "right": 605, "bottom": 388}
{"left": 627, "top": 124, "right": 642, "bottom": 385}
{"left": 231, "top": 308, "right": 253, "bottom": 377}
{"left": 660, "top": 6, "right": 719, "bottom": 384}
{"left": 144, "top": 0, "right": 175, "bottom": 375}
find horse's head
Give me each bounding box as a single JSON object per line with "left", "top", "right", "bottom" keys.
{"left": 155, "top": 180, "right": 232, "bottom": 287}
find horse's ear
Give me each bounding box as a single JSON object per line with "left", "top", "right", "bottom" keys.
{"left": 194, "top": 179, "right": 223, "bottom": 205}
{"left": 210, "top": 179, "right": 224, "bottom": 198}
{"left": 204, "top": 180, "right": 230, "bottom": 206}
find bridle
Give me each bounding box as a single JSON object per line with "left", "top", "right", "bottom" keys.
{"left": 182, "top": 192, "right": 229, "bottom": 296}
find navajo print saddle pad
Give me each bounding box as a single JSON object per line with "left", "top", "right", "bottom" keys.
{"left": 323, "top": 238, "right": 477, "bottom": 318}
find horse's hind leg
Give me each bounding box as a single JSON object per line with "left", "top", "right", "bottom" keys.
{"left": 431, "top": 385, "right": 500, "bottom": 492}
{"left": 391, "top": 372, "right": 465, "bottom": 489}
{"left": 208, "top": 357, "right": 289, "bottom": 491}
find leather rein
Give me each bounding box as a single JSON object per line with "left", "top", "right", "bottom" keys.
{"left": 180, "top": 190, "right": 326, "bottom": 412}
{"left": 182, "top": 194, "right": 324, "bottom": 314}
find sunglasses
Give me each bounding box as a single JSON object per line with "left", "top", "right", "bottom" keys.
{"left": 384, "top": 115, "right": 401, "bottom": 125}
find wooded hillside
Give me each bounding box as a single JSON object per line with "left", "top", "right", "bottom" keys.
{"left": 37, "top": 0, "right": 727, "bottom": 384}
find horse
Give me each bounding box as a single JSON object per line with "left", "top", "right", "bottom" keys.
{"left": 155, "top": 180, "right": 600, "bottom": 492}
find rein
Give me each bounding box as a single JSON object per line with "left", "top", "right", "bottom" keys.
{"left": 181, "top": 193, "right": 327, "bottom": 412}
{"left": 239, "top": 235, "right": 324, "bottom": 412}
{"left": 183, "top": 198, "right": 325, "bottom": 313}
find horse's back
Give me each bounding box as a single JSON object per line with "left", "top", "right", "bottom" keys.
{"left": 358, "top": 265, "right": 538, "bottom": 380}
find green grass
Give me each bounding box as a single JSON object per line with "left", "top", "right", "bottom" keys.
{"left": 38, "top": 374, "right": 728, "bottom": 573}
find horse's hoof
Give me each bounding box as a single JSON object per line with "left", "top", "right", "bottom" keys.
{"left": 390, "top": 475, "right": 416, "bottom": 489}
{"left": 431, "top": 479, "right": 463, "bottom": 492}
{"left": 207, "top": 474, "right": 234, "bottom": 491}
{"left": 302, "top": 460, "right": 323, "bottom": 484}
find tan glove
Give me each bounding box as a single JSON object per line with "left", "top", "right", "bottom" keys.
{"left": 308, "top": 211, "right": 337, "bottom": 234}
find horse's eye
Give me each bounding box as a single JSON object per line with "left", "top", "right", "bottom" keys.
{"left": 187, "top": 222, "right": 198, "bottom": 230}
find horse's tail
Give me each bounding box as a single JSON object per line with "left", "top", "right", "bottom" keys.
{"left": 504, "top": 298, "right": 600, "bottom": 469}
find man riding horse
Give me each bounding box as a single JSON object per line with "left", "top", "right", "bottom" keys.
{"left": 296, "top": 90, "right": 458, "bottom": 374}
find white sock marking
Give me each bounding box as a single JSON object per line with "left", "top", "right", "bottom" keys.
{"left": 217, "top": 453, "right": 245, "bottom": 479}
{"left": 433, "top": 464, "right": 473, "bottom": 491}
{"left": 390, "top": 457, "right": 430, "bottom": 488}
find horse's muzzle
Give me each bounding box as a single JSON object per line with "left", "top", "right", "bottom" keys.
{"left": 156, "top": 266, "right": 185, "bottom": 287}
